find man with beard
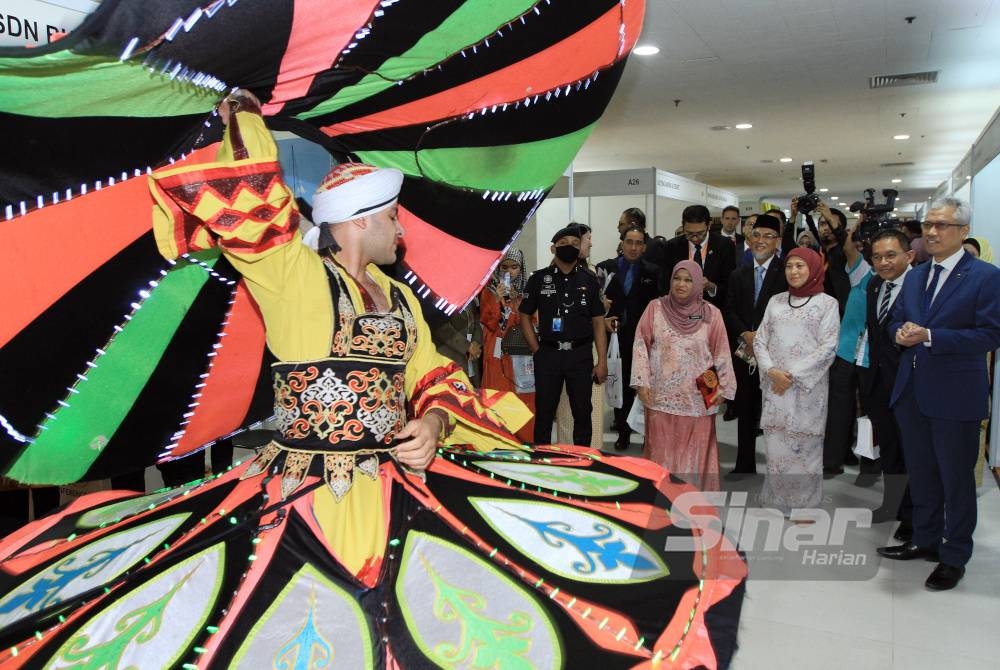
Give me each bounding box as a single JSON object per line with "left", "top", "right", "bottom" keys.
{"left": 723, "top": 214, "right": 788, "bottom": 477}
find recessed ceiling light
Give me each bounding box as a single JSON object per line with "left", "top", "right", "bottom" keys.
{"left": 734, "top": 123, "right": 753, "bottom": 130}
{"left": 966, "top": 175, "right": 972, "bottom": 180}
{"left": 779, "top": 157, "right": 793, "bottom": 162}
{"left": 632, "top": 45, "right": 660, "bottom": 56}
{"left": 831, "top": 196, "right": 838, "bottom": 200}
{"left": 893, "top": 134, "right": 910, "bottom": 140}
{"left": 891, "top": 178, "right": 902, "bottom": 183}
{"left": 819, "top": 188, "right": 829, "bottom": 192}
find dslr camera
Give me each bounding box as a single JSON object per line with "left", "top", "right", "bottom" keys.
{"left": 849, "top": 188, "right": 899, "bottom": 241}
{"left": 796, "top": 162, "right": 821, "bottom": 214}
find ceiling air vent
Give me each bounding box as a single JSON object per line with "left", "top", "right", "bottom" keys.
{"left": 880, "top": 161, "right": 915, "bottom": 168}
{"left": 869, "top": 71, "right": 938, "bottom": 89}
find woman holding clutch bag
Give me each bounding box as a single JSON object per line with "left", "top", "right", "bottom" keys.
{"left": 632, "top": 260, "right": 736, "bottom": 490}
{"left": 753, "top": 247, "right": 840, "bottom": 519}
{"left": 480, "top": 248, "right": 535, "bottom": 443}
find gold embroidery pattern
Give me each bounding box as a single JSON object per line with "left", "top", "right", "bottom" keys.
{"left": 240, "top": 442, "right": 281, "bottom": 480}
{"left": 281, "top": 451, "right": 313, "bottom": 499}
{"left": 351, "top": 317, "right": 406, "bottom": 358}
{"left": 349, "top": 369, "right": 406, "bottom": 444}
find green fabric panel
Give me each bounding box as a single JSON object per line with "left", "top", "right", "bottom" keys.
{"left": 0, "top": 51, "right": 218, "bottom": 118}
{"left": 355, "top": 124, "right": 595, "bottom": 192}
{"left": 6, "top": 254, "right": 218, "bottom": 484}
{"left": 298, "top": 0, "right": 537, "bottom": 119}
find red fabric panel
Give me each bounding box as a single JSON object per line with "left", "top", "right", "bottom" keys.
{"left": 397, "top": 206, "right": 499, "bottom": 307}
{"left": 0, "top": 145, "right": 218, "bottom": 349}
{"left": 169, "top": 281, "right": 267, "bottom": 457}
{"left": 320, "top": 1, "right": 644, "bottom": 137}
{"left": 261, "top": 0, "right": 383, "bottom": 115}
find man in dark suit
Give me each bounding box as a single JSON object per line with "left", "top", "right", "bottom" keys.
{"left": 878, "top": 198, "right": 1000, "bottom": 591}
{"left": 660, "top": 205, "right": 736, "bottom": 309}
{"left": 720, "top": 205, "right": 743, "bottom": 248}
{"left": 863, "top": 229, "right": 915, "bottom": 540}
{"left": 598, "top": 226, "right": 661, "bottom": 450}
{"left": 723, "top": 214, "right": 787, "bottom": 476}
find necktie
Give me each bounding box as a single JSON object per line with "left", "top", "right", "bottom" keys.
{"left": 623, "top": 263, "right": 634, "bottom": 294}
{"left": 754, "top": 265, "right": 765, "bottom": 302}
{"left": 923, "top": 264, "right": 943, "bottom": 313}
{"left": 693, "top": 243, "right": 703, "bottom": 267}
{"left": 878, "top": 281, "right": 895, "bottom": 322}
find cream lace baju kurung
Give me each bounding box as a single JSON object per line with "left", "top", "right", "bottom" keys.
{"left": 753, "top": 291, "right": 840, "bottom": 514}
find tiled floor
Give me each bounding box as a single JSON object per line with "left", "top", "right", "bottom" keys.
{"left": 604, "top": 416, "right": 1000, "bottom": 670}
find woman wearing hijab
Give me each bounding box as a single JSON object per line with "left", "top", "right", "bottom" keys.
{"left": 479, "top": 248, "right": 534, "bottom": 443}
{"left": 631, "top": 261, "right": 736, "bottom": 490}
{"left": 753, "top": 247, "right": 840, "bottom": 518}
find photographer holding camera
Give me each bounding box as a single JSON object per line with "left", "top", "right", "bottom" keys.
{"left": 790, "top": 197, "right": 852, "bottom": 315}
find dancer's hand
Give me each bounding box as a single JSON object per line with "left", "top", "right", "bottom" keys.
{"left": 394, "top": 415, "right": 441, "bottom": 471}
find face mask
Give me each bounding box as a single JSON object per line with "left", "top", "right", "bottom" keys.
{"left": 554, "top": 245, "right": 580, "bottom": 263}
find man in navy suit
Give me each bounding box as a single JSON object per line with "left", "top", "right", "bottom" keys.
{"left": 723, "top": 214, "right": 788, "bottom": 476}
{"left": 599, "top": 226, "right": 661, "bottom": 450}
{"left": 660, "top": 205, "right": 736, "bottom": 308}
{"left": 877, "top": 198, "right": 1000, "bottom": 591}
{"left": 863, "top": 229, "right": 916, "bottom": 539}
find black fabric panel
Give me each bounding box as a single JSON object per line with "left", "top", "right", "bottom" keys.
{"left": 83, "top": 255, "right": 242, "bottom": 481}
{"left": 276, "top": 0, "right": 467, "bottom": 120}
{"left": 316, "top": 58, "right": 628, "bottom": 152}
{"left": 398, "top": 176, "right": 545, "bottom": 252}
{"left": 704, "top": 578, "right": 746, "bottom": 670}
{"left": 299, "top": 0, "right": 619, "bottom": 125}
{"left": 207, "top": 501, "right": 402, "bottom": 668}
{"left": 0, "top": 478, "right": 243, "bottom": 649}
{"left": 384, "top": 502, "right": 643, "bottom": 669}
{"left": 423, "top": 468, "right": 702, "bottom": 647}
{"left": 0, "top": 234, "right": 167, "bottom": 466}
{"left": 0, "top": 112, "right": 213, "bottom": 207}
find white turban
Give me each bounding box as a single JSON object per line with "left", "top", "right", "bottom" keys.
{"left": 311, "top": 163, "right": 404, "bottom": 225}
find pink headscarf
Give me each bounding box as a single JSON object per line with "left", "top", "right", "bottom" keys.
{"left": 785, "top": 247, "right": 826, "bottom": 297}
{"left": 661, "top": 260, "right": 706, "bottom": 334}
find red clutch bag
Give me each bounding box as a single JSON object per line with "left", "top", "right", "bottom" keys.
{"left": 696, "top": 366, "right": 721, "bottom": 408}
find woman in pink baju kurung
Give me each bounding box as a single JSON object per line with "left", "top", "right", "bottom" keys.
{"left": 631, "top": 261, "right": 736, "bottom": 490}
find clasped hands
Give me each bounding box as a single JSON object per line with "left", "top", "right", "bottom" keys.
{"left": 895, "top": 321, "right": 929, "bottom": 347}
{"left": 767, "top": 368, "right": 793, "bottom": 395}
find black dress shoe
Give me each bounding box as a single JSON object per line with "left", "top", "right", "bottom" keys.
{"left": 893, "top": 521, "right": 913, "bottom": 543}
{"left": 854, "top": 472, "right": 879, "bottom": 487}
{"left": 876, "top": 543, "right": 939, "bottom": 562}
{"left": 614, "top": 434, "right": 630, "bottom": 451}
{"left": 822, "top": 466, "right": 844, "bottom": 480}
{"left": 925, "top": 563, "right": 965, "bottom": 591}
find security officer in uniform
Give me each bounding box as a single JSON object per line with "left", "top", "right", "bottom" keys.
{"left": 520, "top": 226, "right": 608, "bottom": 446}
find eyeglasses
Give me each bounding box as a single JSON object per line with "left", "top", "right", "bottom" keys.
{"left": 870, "top": 252, "right": 903, "bottom": 263}
{"left": 750, "top": 231, "right": 779, "bottom": 240}
{"left": 683, "top": 229, "right": 708, "bottom": 239}
{"left": 920, "top": 221, "right": 966, "bottom": 231}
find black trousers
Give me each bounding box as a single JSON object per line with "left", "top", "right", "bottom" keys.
{"left": 613, "top": 336, "right": 636, "bottom": 437}
{"left": 824, "top": 358, "right": 879, "bottom": 473}
{"left": 533, "top": 345, "right": 594, "bottom": 446}
{"left": 823, "top": 357, "right": 858, "bottom": 469}
{"left": 732, "top": 356, "right": 760, "bottom": 473}
{"left": 862, "top": 373, "right": 912, "bottom": 521}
